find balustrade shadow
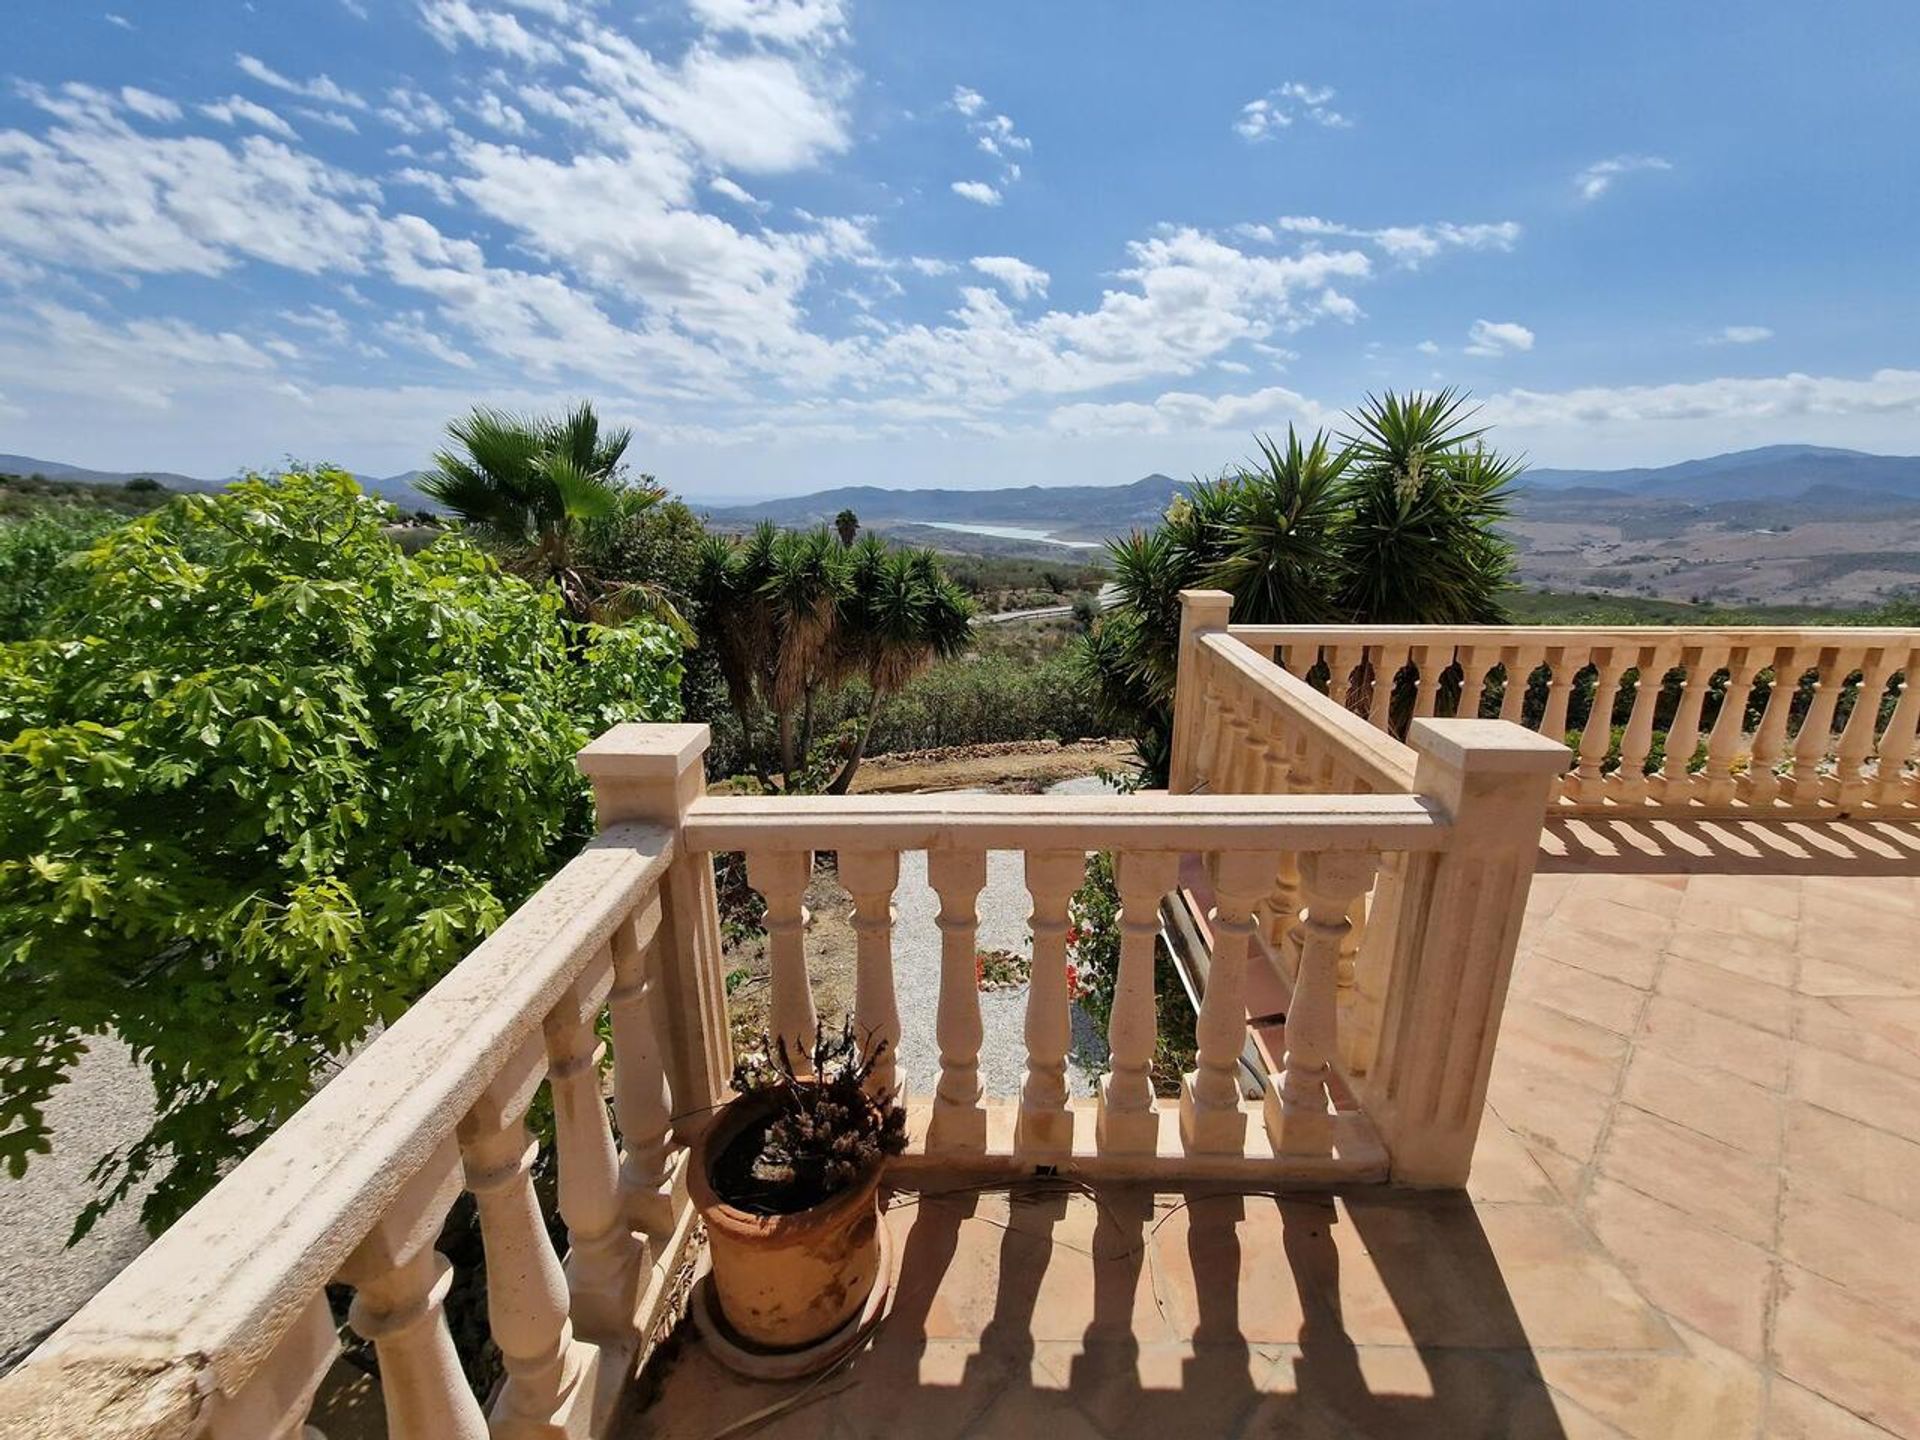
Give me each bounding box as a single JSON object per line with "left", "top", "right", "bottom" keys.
{"left": 629, "top": 1181, "right": 1571, "bottom": 1439}
{"left": 1541, "top": 813, "right": 1920, "bottom": 875}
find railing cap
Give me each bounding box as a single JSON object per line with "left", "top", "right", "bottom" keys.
{"left": 1407, "top": 718, "right": 1571, "bottom": 775}
{"left": 577, "top": 722, "right": 710, "bottom": 780}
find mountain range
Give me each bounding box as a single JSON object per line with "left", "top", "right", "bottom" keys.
{"left": 0, "top": 455, "right": 434, "bottom": 511}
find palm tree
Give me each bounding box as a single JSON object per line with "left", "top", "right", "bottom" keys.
{"left": 834, "top": 508, "right": 860, "bottom": 546}
{"left": 418, "top": 401, "right": 676, "bottom": 629}
{"left": 825, "top": 541, "right": 973, "bottom": 792}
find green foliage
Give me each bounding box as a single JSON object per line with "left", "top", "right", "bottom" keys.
{"left": 0, "top": 506, "right": 122, "bottom": 641}
{"left": 1079, "top": 391, "right": 1520, "bottom": 780}
{"left": 0, "top": 469, "right": 682, "bottom": 1235}
{"left": 1, "top": 473, "right": 181, "bottom": 520}
{"left": 1067, "top": 853, "right": 1195, "bottom": 1093}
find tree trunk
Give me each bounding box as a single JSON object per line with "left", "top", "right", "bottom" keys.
{"left": 826, "top": 696, "right": 882, "bottom": 795}
{"left": 777, "top": 706, "right": 796, "bottom": 782}
{"left": 798, "top": 683, "right": 817, "bottom": 775}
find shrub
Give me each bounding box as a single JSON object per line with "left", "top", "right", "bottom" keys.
{"left": 0, "top": 468, "right": 683, "bottom": 1234}
{"left": 0, "top": 506, "right": 122, "bottom": 641}
{"left": 1067, "top": 853, "right": 1196, "bottom": 1094}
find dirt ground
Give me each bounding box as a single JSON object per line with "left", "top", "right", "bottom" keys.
{"left": 849, "top": 737, "right": 1136, "bottom": 794}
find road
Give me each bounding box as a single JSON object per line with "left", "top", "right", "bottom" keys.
{"left": 973, "top": 582, "right": 1119, "bottom": 626}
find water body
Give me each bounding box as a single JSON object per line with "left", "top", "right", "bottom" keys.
{"left": 918, "top": 520, "right": 1101, "bottom": 548}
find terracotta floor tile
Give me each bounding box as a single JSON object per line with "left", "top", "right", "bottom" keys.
{"left": 1251, "top": 1346, "right": 1577, "bottom": 1439}
{"left": 1146, "top": 1193, "right": 1314, "bottom": 1346}
{"left": 1763, "top": 1377, "right": 1902, "bottom": 1440}
{"left": 1598, "top": 1105, "right": 1780, "bottom": 1245}
{"left": 1774, "top": 1264, "right": 1920, "bottom": 1439}
{"left": 1552, "top": 893, "right": 1680, "bottom": 949}
{"left": 1779, "top": 1177, "right": 1920, "bottom": 1325}
{"left": 1578, "top": 872, "right": 1691, "bottom": 918}
{"left": 1582, "top": 1177, "right": 1773, "bottom": 1359}
{"left": 1488, "top": 1054, "right": 1614, "bottom": 1165}
{"left": 1512, "top": 954, "right": 1648, "bottom": 1036}
{"left": 1498, "top": 998, "right": 1631, "bottom": 1096}
{"left": 1465, "top": 1115, "right": 1561, "bottom": 1204}
{"left": 1794, "top": 994, "right": 1920, "bottom": 1081}
{"left": 1793, "top": 1046, "right": 1920, "bottom": 1144}
{"left": 1640, "top": 994, "right": 1794, "bottom": 1090}
{"left": 1529, "top": 918, "right": 1662, "bottom": 989}
{"left": 1524, "top": 1142, "right": 1588, "bottom": 1203}
{"left": 1030, "top": 1340, "right": 1280, "bottom": 1440}
{"left": 1655, "top": 955, "right": 1795, "bottom": 1037}
{"left": 1663, "top": 924, "right": 1799, "bottom": 988}
{"left": 1619, "top": 1047, "right": 1783, "bottom": 1161}
{"left": 1680, "top": 873, "right": 1804, "bottom": 920}
{"left": 1537, "top": 1322, "right": 1764, "bottom": 1440}
{"left": 1797, "top": 954, "right": 1920, "bottom": 999}
{"left": 1783, "top": 1100, "right": 1920, "bottom": 1221}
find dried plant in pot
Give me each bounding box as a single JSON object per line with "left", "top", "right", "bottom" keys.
{"left": 689, "top": 1018, "right": 907, "bottom": 1374}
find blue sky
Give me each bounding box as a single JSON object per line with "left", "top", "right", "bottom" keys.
{"left": 2, "top": 0, "right": 1917, "bottom": 498}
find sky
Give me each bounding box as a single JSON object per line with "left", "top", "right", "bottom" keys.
{"left": 1, "top": 1, "right": 1918, "bottom": 500}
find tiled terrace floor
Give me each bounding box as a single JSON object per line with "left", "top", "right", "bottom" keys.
{"left": 630, "top": 824, "right": 1920, "bottom": 1440}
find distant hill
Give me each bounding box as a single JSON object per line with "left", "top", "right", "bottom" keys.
{"left": 701, "top": 473, "right": 1183, "bottom": 537}
{"left": 1522, "top": 445, "right": 1920, "bottom": 503}
{"left": 0, "top": 455, "right": 438, "bottom": 511}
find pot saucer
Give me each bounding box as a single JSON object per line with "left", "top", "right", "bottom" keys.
{"left": 690, "top": 1215, "right": 894, "bottom": 1381}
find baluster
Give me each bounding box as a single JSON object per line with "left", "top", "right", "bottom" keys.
{"left": 1791, "top": 647, "right": 1860, "bottom": 807}
{"left": 1368, "top": 645, "right": 1410, "bottom": 730}
{"left": 1538, "top": 648, "right": 1577, "bottom": 742}
{"left": 1701, "top": 646, "right": 1763, "bottom": 808}
{"left": 1835, "top": 648, "right": 1895, "bottom": 809}
{"left": 927, "top": 848, "right": 988, "bottom": 1151}
{"left": 1018, "top": 849, "right": 1084, "bottom": 1155}
{"left": 337, "top": 1146, "right": 488, "bottom": 1440}
{"left": 1258, "top": 730, "right": 1302, "bottom": 959}
{"left": 1573, "top": 648, "right": 1628, "bottom": 803}
{"left": 1335, "top": 884, "right": 1368, "bottom": 1068}
{"left": 1455, "top": 646, "right": 1499, "bottom": 719}
{"left": 1328, "top": 644, "right": 1362, "bottom": 712}
{"left": 1098, "top": 850, "right": 1180, "bottom": 1154}
{"left": 1192, "top": 677, "right": 1225, "bottom": 791}
{"left": 545, "top": 959, "right": 642, "bottom": 1345}
{"left": 1180, "top": 850, "right": 1279, "bottom": 1154}
{"left": 1267, "top": 853, "right": 1378, "bottom": 1157}
{"left": 841, "top": 849, "right": 903, "bottom": 1094}
{"left": 1874, "top": 647, "right": 1920, "bottom": 806}
{"left": 1744, "top": 647, "right": 1802, "bottom": 807}
{"left": 1613, "top": 643, "right": 1678, "bottom": 804}
{"left": 746, "top": 849, "right": 816, "bottom": 1073}
{"left": 1216, "top": 687, "right": 1254, "bottom": 794}
{"left": 207, "top": 1293, "right": 337, "bottom": 1440}
{"left": 1411, "top": 645, "right": 1443, "bottom": 719}
{"left": 609, "top": 899, "right": 674, "bottom": 1240}
{"left": 1498, "top": 646, "right": 1544, "bottom": 725}
{"left": 1658, "top": 645, "right": 1720, "bottom": 803}
{"left": 458, "top": 1041, "right": 597, "bottom": 1437}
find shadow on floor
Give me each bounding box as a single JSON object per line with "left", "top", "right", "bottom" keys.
{"left": 1540, "top": 814, "right": 1920, "bottom": 875}
{"left": 628, "top": 1180, "right": 1574, "bottom": 1439}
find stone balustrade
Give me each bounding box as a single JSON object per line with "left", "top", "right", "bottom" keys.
{"left": 2, "top": 655, "right": 1578, "bottom": 1434}
{"left": 1222, "top": 619, "right": 1920, "bottom": 816}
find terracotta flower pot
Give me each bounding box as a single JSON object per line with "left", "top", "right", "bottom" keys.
{"left": 689, "top": 1091, "right": 887, "bottom": 1354}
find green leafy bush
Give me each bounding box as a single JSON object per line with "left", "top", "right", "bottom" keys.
{"left": 0, "top": 506, "right": 122, "bottom": 641}
{"left": 1067, "top": 853, "right": 1196, "bottom": 1094}
{"left": 0, "top": 469, "right": 682, "bottom": 1235}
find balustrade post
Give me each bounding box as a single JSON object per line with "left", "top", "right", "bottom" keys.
{"left": 545, "top": 960, "right": 644, "bottom": 1345}
{"left": 1019, "top": 849, "right": 1085, "bottom": 1156}
{"left": 1658, "top": 645, "right": 1722, "bottom": 803}
{"left": 608, "top": 902, "right": 674, "bottom": 1241}
{"left": 337, "top": 1146, "right": 489, "bottom": 1440}
{"left": 927, "top": 848, "right": 989, "bottom": 1151}
{"left": 1098, "top": 850, "right": 1179, "bottom": 1154}
{"left": 1835, "top": 648, "right": 1895, "bottom": 809}
{"left": 577, "top": 724, "right": 730, "bottom": 1139}
{"left": 1702, "top": 647, "right": 1762, "bottom": 807}
{"left": 457, "top": 1041, "right": 598, "bottom": 1439}
{"left": 746, "top": 849, "right": 817, "bottom": 1075}
{"left": 205, "top": 1293, "right": 338, "bottom": 1440}
{"left": 840, "top": 848, "right": 903, "bottom": 1095}
{"left": 1180, "top": 849, "right": 1280, "bottom": 1154}
{"left": 1266, "top": 852, "right": 1377, "bottom": 1157}
{"left": 1791, "top": 647, "right": 1861, "bottom": 807}
{"left": 1572, "top": 649, "right": 1627, "bottom": 803}
{"left": 1874, "top": 647, "right": 1920, "bottom": 806}
{"left": 1363, "top": 719, "right": 1568, "bottom": 1187}
{"left": 1614, "top": 643, "right": 1678, "bottom": 804}
{"left": 1170, "top": 590, "right": 1234, "bottom": 794}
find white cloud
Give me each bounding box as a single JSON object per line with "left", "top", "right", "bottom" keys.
{"left": 200, "top": 96, "right": 301, "bottom": 141}
{"left": 235, "top": 53, "right": 369, "bottom": 111}
{"left": 688, "top": 0, "right": 846, "bottom": 44}
{"left": 1416, "top": 339, "right": 1440, "bottom": 355}
{"left": 394, "top": 166, "right": 458, "bottom": 203}
{"left": 1270, "top": 215, "right": 1520, "bottom": 267}
{"left": 380, "top": 87, "right": 454, "bottom": 136}
{"left": 969, "top": 255, "right": 1048, "bottom": 300}
{"left": 908, "top": 256, "right": 956, "bottom": 276}
{"left": 381, "top": 311, "right": 477, "bottom": 369}
{"left": 951, "top": 179, "right": 1001, "bottom": 206}
{"left": 419, "top": 0, "right": 563, "bottom": 64}
{"left": 1707, "top": 324, "right": 1773, "bottom": 345}
{"left": 1484, "top": 369, "right": 1920, "bottom": 432}
{"left": 1049, "top": 384, "right": 1325, "bottom": 437}
{"left": 1465, "top": 319, "right": 1535, "bottom": 356}
{"left": 1235, "top": 82, "right": 1350, "bottom": 140}
{"left": 951, "top": 86, "right": 985, "bottom": 118}
{"left": 709, "top": 175, "right": 769, "bottom": 212}
{"left": 1575, "top": 154, "right": 1672, "bottom": 201}
{"left": 949, "top": 86, "right": 1029, "bottom": 190}
{"left": 119, "top": 88, "right": 180, "bottom": 122}
{"left": 296, "top": 107, "right": 361, "bottom": 134}
{"left": 466, "top": 92, "right": 531, "bottom": 135}
{"left": 104, "top": 13, "right": 134, "bottom": 29}
{"left": 280, "top": 305, "right": 352, "bottom": 344}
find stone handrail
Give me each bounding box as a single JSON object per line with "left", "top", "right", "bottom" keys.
{"left": 2, "top": 735, "right": 704, "bottom": 1440}
{"left": 1226, "top": 621, "right": 1920, "bottom": 815}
